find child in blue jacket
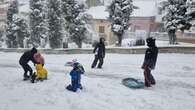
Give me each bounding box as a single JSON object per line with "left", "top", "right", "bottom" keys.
{"left": 66, "top": 60, "right": 85, "bottom": 92}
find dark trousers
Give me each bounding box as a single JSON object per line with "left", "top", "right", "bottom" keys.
{"left": 20, "top": 63, "right": 33, "bottom": 77}
{"left": 91, "top": 55, "right": 104, "bottom": 68}
{"left": 144, "top": 67, "right": 155, "bottom": 87}
{"left": 66, "top": 80, "right": 79, "bottom": 92}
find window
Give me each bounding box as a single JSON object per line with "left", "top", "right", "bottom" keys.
{"left": 99, "top": 26, "right": 105, "bottom": 33}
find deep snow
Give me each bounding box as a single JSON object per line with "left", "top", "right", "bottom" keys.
{"left": 0, "top": 52, "right": 195, "bottom": 110}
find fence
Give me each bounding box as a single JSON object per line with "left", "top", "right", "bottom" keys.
{"left": 124, "top": 31, "right": 195, "bottom": 41}
{"left": 123, "top": 31, "right": 169, "bottom": 41}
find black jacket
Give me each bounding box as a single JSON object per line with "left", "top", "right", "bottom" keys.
{"left": 93, "top": 42, "right": 105, "bottom": 58}
{"left": 143, "top": 46, "right": 158, "bottom": 70}
{"left": 19, "top": 50, "right": 37, "bottom": 65}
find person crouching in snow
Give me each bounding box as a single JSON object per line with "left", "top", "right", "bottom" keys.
{"left": 66, "top": 59, "right": 85, "bottom": 92}
{"left": 31, "top": 53, "right": 48, "bottom": 83}
{"left": 19, "top": 47, "right": 38, "bottom": 80}
{"left": 141, "top": 37, "right": 158, "bottom": 87}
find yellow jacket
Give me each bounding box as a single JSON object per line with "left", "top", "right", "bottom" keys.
{"left": 35, "top": 64, "right": 48, "bottom": 79}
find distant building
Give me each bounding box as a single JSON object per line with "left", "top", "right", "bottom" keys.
{"left": 130, "top": 0, "right": 157, "bottom": 32}
{"left": 86, "top": 0, "right": 159, "bottom": 45}
{"left": 86, "top": 6, "right": 116, "bottom": 45}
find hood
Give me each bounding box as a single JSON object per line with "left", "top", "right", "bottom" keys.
{"left": 99, "top": 37, "right": 105, "bottom": 44}
{"left": 35, "top": 64, "right": 43, "bottom": 70}
{"left": 31, "top": 47, "right": 37, "bottom": 54}
{"left": 146, "top": 37, "right": 156, "bottom": 47}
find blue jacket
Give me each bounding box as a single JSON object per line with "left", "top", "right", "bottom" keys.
{"left": 70, "top": 63, "right": 84, "bottom": 81}
{"left": 70, "top": 69, "right": 80, "bottom": 81}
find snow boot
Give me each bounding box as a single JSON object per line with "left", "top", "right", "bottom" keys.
{"left": 31, "top": 72, "right": 36, "bottom": 83}
{"left": 23, "top": 74, "right": 30, "bottom": 81}
{"left": 66, "top": 85, "right": 77, "bottom": 92}
{"left": 148, "top": 73, "right": 156, "bottom": 85}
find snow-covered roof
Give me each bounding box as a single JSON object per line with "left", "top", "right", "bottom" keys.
{"left": 86, "top": 6, "right": 108, "bottom": 20}
{"left": 132, "top": 0, "right": 157, "bottom": 17}
{"left": 86, "top": 0, "right": 157, "bottom": 20}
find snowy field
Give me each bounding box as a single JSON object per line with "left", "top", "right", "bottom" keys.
{"left": 0, "top": 52, "right": 195, "bottom": 110}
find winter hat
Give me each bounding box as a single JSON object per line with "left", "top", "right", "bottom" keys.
{"left": 31, "top": 47, "right": 37, "bottom": 54}
{"left": 72, "top": 59, "right": 78, "bottom": 63}
{"left": 99, "top": 37, "right": 105, "bottom": 43}
{"left": 146, "top": 37, "right": 156, "bottom": 47}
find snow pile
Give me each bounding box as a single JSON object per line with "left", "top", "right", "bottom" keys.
{"left": 122, "top": 38, "right": 136, "bottom": 47}
{"left": 68, "top": 42, "right": 92, "bottom": 48}
{"left": 0, "top": 53, "right": 195, "bottom": 110}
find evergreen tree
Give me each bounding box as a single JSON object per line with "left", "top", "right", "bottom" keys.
{"left": 162, "top": 0, "right": 193, "bottom": 44}
{"left": 108, "top": 0, "right": 134, "bottom": 46}
{"left": 48, "top": 0, "right": 63, "bottom": 48}
{"left": 62, "top": 0, "right": 91, "bottom": 48}
{"left": 186, "top": 0, "right": 195, "bottom": 21}
{"left": 12, "top": 15, "right": 29, "bottom": 48}
{"left": 0, "top": 30, "right": 3, "bottom": 44}
{"left": 6, "top": 0, "right": 18, "bottom": 48}
{"left": 29, "top": 0, "right": 47, "bottom": 48}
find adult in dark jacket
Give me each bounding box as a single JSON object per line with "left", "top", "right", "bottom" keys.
{"left": 91, "top": 37, "right": 105, "bottom": 68}
{"left": 19, "top": 47, "right": 38, "bottom": 80}
{"left": 141, "top": 37, "right": 158, "bottom": 87}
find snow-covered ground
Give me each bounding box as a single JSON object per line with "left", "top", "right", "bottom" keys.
{"left": 0, "top": 52, "right": 195, "bottom": 110}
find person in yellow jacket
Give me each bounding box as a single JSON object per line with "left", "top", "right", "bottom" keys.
{"left": 31, "top": 64, "right": 48, "bottom": 83}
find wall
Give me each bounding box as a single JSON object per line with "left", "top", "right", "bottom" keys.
{"left": 0, "top": 2, "right": 8, "bottom": 31}
{"left": 129, "top": 16, "right": 156, "bottom": 32}
{"left": 92, "top": 19, "right": 117, "bottom": 45}
{"left": 1, "top": 46, "right": 195, "bottom": 54}
{"left": 176, "top": 31, "right": 195, "bottom": 44}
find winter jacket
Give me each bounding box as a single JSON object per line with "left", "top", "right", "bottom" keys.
{"left": 70, "top": 63, "right": 84, "bottom": 79}
{"left": 70, "top": 69, "right": 80, "bottom": 81}
{"left": 93, "top": 42, "right": 105, "bottom": 58}
{"left": 72, "top": 62, "right": 85, "bottom": 74}
{"left": 35, "top": 64, "right": 48, "bottom": 79}
{"left": 142, "top": 46, "right": 158, "bottom": 70}
{"left": 33, "top": 53, "right": 45, "bottom": 65}
{"left": 67, "top": 63, "right": 84, "bottom": 92}
{"left": 19, "top": 48, "right": 37, "bottom": 65}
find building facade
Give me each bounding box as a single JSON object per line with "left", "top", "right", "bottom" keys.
{"left": 92, "top": 19, "right": 117, "bottom": 45}
{"left": 129, "top": 17, "right": 157, "bottom": 32}
{"left": 0, "top": 2, "right": 8, "bottom": 32}
{"left": 86, "top": 0, "right": 159, "bottom": 45}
